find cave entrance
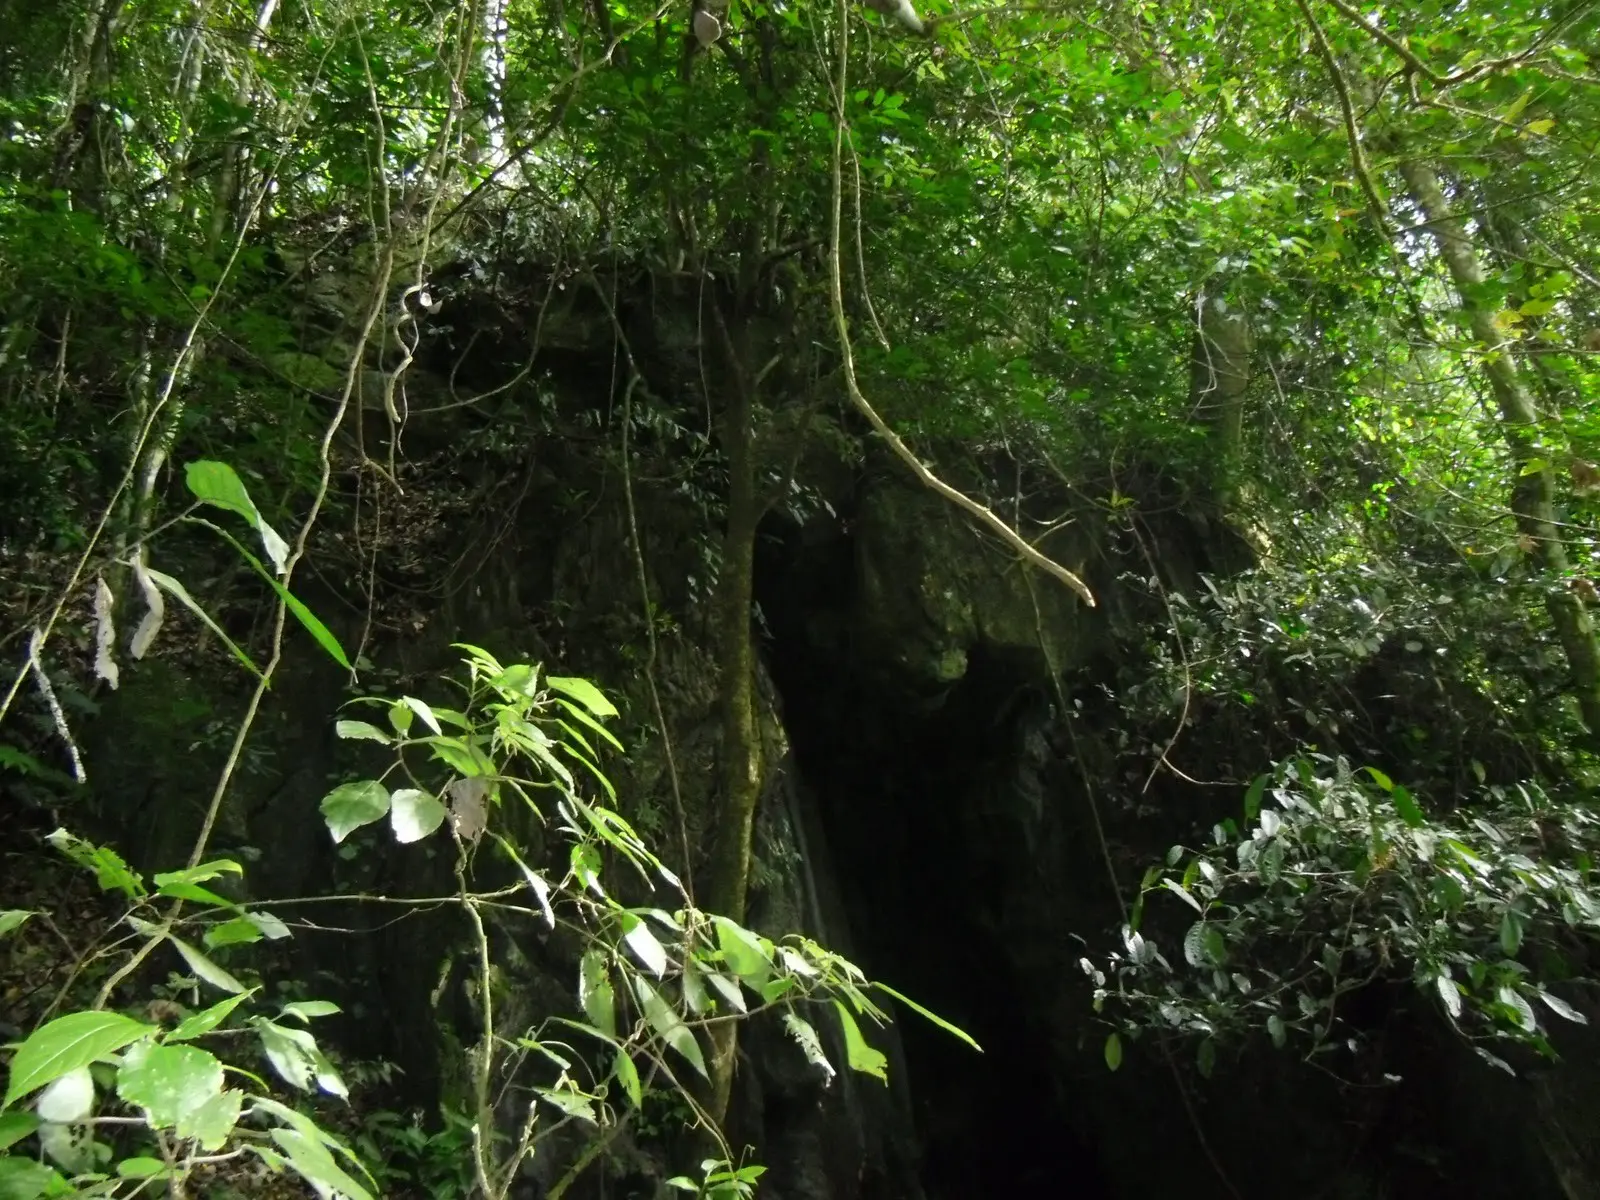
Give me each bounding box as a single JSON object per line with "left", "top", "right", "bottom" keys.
{"left": 754, "top": 515, "right": 1112, "bottom": 1199}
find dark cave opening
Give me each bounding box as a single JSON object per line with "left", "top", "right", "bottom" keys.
{"left": 753, "top": 515, "right": 1114, "bottom": 1199}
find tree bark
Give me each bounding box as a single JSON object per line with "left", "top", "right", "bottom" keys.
{"left": 1401, "top": 158, "right": 1600, "bottom": 739}
{"left": 698, "top": 296, "right": 765, "bottom": 1129}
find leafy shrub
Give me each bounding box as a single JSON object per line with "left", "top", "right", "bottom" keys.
{"left": 1092, "top": 754, "right": 1600, "bottom": 1078}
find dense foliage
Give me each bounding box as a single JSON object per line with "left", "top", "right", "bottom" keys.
{"left": 3, "top": 0, "right": 1600, "bottom": 1193}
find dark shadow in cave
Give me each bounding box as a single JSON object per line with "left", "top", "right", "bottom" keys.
{"left": 753, "top": 514, "right": 1114, "bottom": 1199}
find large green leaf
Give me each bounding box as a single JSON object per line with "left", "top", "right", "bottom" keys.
{"left": 0, "top": 912, "right": 34, "bottom": 940}
{"left": 389, "top": 788, "right": 447, "bottom": 843}
{"left": 0, "top": 1113, "right": 39, "bottom": 1153}
{"left": 166, "top": 991, "right": 255, "bottom": 1043}
{"left": 184, "top": 461, "right": 290, "bottom": 575}
{"left": 712, "top": 917, "right": 772, "bottom": 991}
{"left": 253, "top": 1019, "right": 346, "bottom": 1098}
{"left": 870, "top": 982, "right": 982, "bottom": 1052}
{"left": 116, "top": 1042, "right": 225, "bottom": 1127}
{"left": 580, "top": 951, "right": 616, "bottom": 1038}
{"left": 189, "top": 518, "right": 350, "bottom": 668}
{"left": 545, "top": 675, "right": 619, "bottom": 718}
{"left": 178, "top": 1088, "right": 244, "bottom": 1151}
{"left": 0, "top": 1155, "right": 68, "bottom": 1200}
{"left": 632, "top": 977, "right": 706, "bottom": 1078}
{"left": 621, "top": 912, "right": 669, "bottom": 978}
{"left": 170, "top": 935, "right": 247, "bottom": 994}
{"left": 270, "top": 1127, "right": 374, "bottom": 1200}
{"left": 831, "top": 1001, "right": 888, "bottom": 1083}
{"left": 319, "top": 780, "right": 391, "bottom": 843}
{"left": 2, "top": 1011, "right": 155, "bottom": 1108}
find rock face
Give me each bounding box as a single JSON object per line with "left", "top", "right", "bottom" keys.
{"left": 64, "top": 317, "right": 1595, "bottom": 1199}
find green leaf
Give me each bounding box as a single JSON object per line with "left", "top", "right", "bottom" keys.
{"left": 496, "top": 837, "right": 555, "bottom": 927}
{"left": 621, "top": 913, "right": 669, "bottom": 978}
{"left": 536, "top": 1084, "right": 598, "bottom": 1125}
{"left": 0, "top": 745, "right": 73, "bottom": 785}
{"left": 422, "top": 735, "right": 491, "bottom": 778}
{"left": 387, "top": 700, "right": 413, "bottom": 736}
{"left": 157, "top": 881, "right": 238, "bottom": 908}
{"left": 115, "top": 1042, "right": 224, "bottom": 1128}
{"left": 782, "top": 1013, "right": 837, "bottom": 1082}
{"left": 1243, "top": 774, "right": 1267, "bottom": 819}
{"left": 632, "top": 977, "right": 706, "bottom": 1078}
{"left": 832, "top": 1001, "right": 888, "bottom": 1083}
{"left": 1196, "top": 1038, "right": 1216, "bottom": 1078}
{"left": 1267, "top": 1014, "right": 1287, "bottom": 1048}
{"left": 246, "top": 911, "right": 290, "bottom": 940}
{"left": 170, "top": 935, "right": 247, "bottom": 994}
{"left": 870, "top": 982, "right": 982, "bottom": 1052}
{"left": 1498, "top": 985, "right": 1538, "bottom": 1032}
{"left": 155, "top": 860, "right": 243, "bottom": 887}
{"left": 545, "top": 676, "right": 619, "bottom": 718}
{"left": 2, "top": 1011, "right": 155, "bottom": 1108}
{"left": 579, "top": 951, "right": 616, "bottom": 1039}
{"left": 1436, "top": 971, "right": 1462, "bottom": 1019}
{"left": 185, "top": 460, "right": 290, "bottom": 574}
{"left": 1160, "top": 877, "right": 1202, "bottom": 913}
{"left": 204, "top": 917, "right": 264, "bottom": 948}
{"left": 0, "top": 1113, "right": 40, "bottom": 1152}
{"left": 1363, "top": 766, "right": 1394, "bottom": 792}
{"left": 1391, "top": 784, "right": 1425, "bottom": 828}
{"left": 0, "top": 1155, "right": 67, "bottom": 1200}
{"left": 186, "top": 517, "right": 349, "bottom": 667}
{"left": 254, "top": 1020, "right": 346, "bottom": 1098}
{"left": 612, "top": 1049, "right": 642, "bottom": 1108}
{"left": 1501, "top": 908, "right": 1525, "bottom": 957}
{"left": 45, "top": 829, "right": 145, "bottom": 899}
{"left": 1258, "top": 838, "right": 1285, "bottom": 885}
{"left": 116, "top": 1158, "right": 169, "bottom": 1179}
{"left": 270, "top": 1127, "right": 374, "bottom": 1200}
{"left": 143, "top": 567, "right": 262, "bottom": 678}
{"left": 266, "top": 578, "right": 351, "bottom": 669}
{"left": 166, "top": 991, "right": 255, "bottom": 1043}
{"left": 705, "top": 971, "right": 747, "bottom": 1014}
{"left": 681, "top": 959, "right": 709, "bottom": 1015}
{"left": 319, "top": 780, "right": 391, "bottom": 844}
{"left": 280, "top": 1001, "right": 341, "bottom": 1022}
{"left": 398, "top": 696, "right": 442, "bottom": 735}
{"left": 335, "top": 720, "right": 391, "bottom": 744}
{"left": 1537, "top": 990, "right": 1587, "bottom": 1025}
{"left": 712, "top": 917, "right": 772, "bottom": 990}
{"left": 0, "top": 912, "right": 34, "bottom": 940}
{"left": 1104, "top": 1032, "right": 1123, "bottom": 1071}
{"left": 389, "top": 788, "right": 447, "bottom": 843}
{"left": 553, "top": 698, "right": 624, "bottom": 751}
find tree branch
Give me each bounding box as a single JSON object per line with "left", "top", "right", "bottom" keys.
{"left": 825, "top": 0, "right": 1095, "bottom": 607}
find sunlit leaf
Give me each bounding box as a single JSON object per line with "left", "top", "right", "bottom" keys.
{"left": 319, "top": 780, "right": 391, "bottom": 843}
{"left": 3, "top": 1011, "right": 154, "bottom": 1108}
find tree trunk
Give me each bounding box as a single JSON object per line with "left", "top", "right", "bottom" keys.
{"left": 1401, "top": 158, "right": 1600, "bottom": 739}
{"left": 700, "top": 299, "right": 765, "bottom": 1127}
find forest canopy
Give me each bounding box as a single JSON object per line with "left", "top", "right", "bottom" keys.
{"left": 4, "top": 0, "right": 1600, "bottom": 1195}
